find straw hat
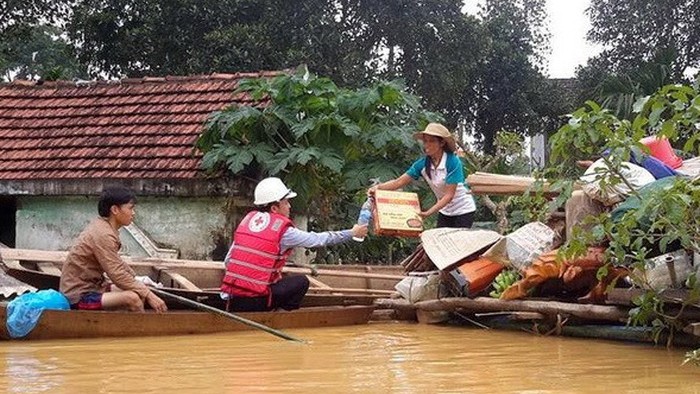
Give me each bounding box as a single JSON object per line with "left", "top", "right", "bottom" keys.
{"left": 413, "top": 123, "right": 457, "bottom": 152}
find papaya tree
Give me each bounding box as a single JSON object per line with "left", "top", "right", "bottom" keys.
{"left": 195, "top": 66, "right": 441, "bottom": 263}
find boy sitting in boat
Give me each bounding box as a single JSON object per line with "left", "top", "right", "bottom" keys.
{"left": 59, "top": 186, "right": 168, "bottom": 313}
{"left": 221, "top": 177, "right": 368, "bottom": 312}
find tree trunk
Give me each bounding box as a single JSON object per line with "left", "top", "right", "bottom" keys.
{"left": 480, "top": 195, "right": 509, "bottom": 234}
{"left": 415, "top": 297, "right": 630, "bottom": 323}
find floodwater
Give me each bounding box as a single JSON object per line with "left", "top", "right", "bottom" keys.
{"left": 1, "top": 322, "right": 698, "bottom": 393}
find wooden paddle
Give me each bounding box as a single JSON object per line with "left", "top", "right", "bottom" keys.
{"left": 149, "top": 288, "right": 305, "bottom": 343}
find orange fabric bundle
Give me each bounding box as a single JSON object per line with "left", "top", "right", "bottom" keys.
{"left": 500, "top": 247, "right": 606, "bottom": 301}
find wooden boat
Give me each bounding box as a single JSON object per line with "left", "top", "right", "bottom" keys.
{"left": 0, "top": 248, "right": 404, "bottom": 309}
{"left": 0, "top": 303, "right": 375, "bottom": 340}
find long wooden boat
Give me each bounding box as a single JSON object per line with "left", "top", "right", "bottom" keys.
{"left": 0, "top": 303, "right": 375, "bottom": 340}
{"left": 0, "top": 248, "right": 404, "bottom": 309}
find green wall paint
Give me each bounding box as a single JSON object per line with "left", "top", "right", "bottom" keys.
{"left": 16, "top": 196, "right": 236, "bottom": 259}
{"left": 132, "top": 196, "right": 232, "bottom": 259}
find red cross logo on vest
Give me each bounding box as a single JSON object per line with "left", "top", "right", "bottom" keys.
{"left": 248, "top": 212, "right": 270, "bottom": 233}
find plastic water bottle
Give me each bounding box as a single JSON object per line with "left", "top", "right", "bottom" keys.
{"left": 353, "top": 198, "right": 373, "bottom": 242}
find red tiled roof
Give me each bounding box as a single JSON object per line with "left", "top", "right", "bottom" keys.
{"left": 0, "top": 72, "right": 281, "bottom": 180}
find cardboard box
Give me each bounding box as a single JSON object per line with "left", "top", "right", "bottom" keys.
{"left": 482, "top": 221, "right": 555, "bottom": 271}
{"left": 421, "top": 227, "right": 502, "bottom": 271}
{"left": 373, "top": 190, "right": 423, "bottom": 237}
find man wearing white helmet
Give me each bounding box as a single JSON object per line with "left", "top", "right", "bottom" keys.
{"left": 220, "top": 177, "right": 368, "bottom": 312}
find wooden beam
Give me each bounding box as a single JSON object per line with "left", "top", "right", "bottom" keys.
{"left": 0, "top": 248, "right": 222, "bottom": 269}
{"left": 307, "top": 287, "right": 396, "bottom": 295}
{"left": 284, "top": 266, "right": 405, "bottom": 281}
{"left": 467, "top": 172, "right": 551, "bottom": 196}
{"left": 475, "top": 311, "right": 545, "bottom": 320}
{"left": 143, "top": 256, "right": 406, "bottom": 280}
{"left": 374, "top": 298, "right": 417, "bottom": 311}
{"left": 0, "top": 248, "right": 67, "bottom": 263}
{"left": 0, "top": 248, "right": 405, "bottom": 281}
{"left": 36, "top": 262, "right": 62, "bottom": 276}
{"left": 684, "top": 323, "right": 700, "bottom": 337}
{"left": 415, "top": 297, "right": 630, "bottom": 323}
{"left": 307, "top": 276, "right": 332, "bottom": 289}
{"left": 607, "top": 288, "right": 700, "bottom": 308}
{"left": 157, "top": 270, "right": 202, "bottom": 292}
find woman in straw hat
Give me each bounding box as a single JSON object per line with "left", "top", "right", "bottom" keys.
{"left": 368, "top": 123, "right": 476, "bottom": 228}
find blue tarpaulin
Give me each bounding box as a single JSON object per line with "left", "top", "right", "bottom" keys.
{"left": 6, "top": 289, "right": 69, "bottom": 338}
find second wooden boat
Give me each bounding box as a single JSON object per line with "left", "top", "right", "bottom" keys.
{"left": 0, "top": 248, "right": 403, "bottom": 308}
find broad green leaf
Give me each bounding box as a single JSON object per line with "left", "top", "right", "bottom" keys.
{"left": 268, "top": 152, "right": 290, "bottom": 175}
{"left": 318, "top": 153, "right": 345, "bottom": 173}
{"left": 294, "top": 147, "right": 320, "bottom": 166}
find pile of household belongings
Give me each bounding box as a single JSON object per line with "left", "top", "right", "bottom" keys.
{"left": 395, "top": 134, "right": 700, "bottom": 305}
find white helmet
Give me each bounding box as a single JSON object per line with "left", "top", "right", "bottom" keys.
{"left": 253, "top": 177, "right": 297, "bottom": 205}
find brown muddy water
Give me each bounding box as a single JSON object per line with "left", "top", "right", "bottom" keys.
{"left": 1, "top": 322, "right": 698, "bottom": 393}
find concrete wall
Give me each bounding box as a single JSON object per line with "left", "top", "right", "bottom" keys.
{"left": 15, "top": 196, "right": 242, "bottom": 260}
{"left": 133, "top": 196, "right": 237, "bottom": 259}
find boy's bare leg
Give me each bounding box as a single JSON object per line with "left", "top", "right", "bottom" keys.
{"left": 101, "top": 290, "right": 144, "bottom": 312}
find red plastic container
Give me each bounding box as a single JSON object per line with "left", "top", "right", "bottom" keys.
{"left": 640, "top": 136, "right": 683, "bottom": 169}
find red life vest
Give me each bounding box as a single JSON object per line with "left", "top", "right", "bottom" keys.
{"left": 220, "top": 211, "right": 294, "bottom": 298}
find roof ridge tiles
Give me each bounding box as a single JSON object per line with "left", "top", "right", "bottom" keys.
{"left": 209, "top": 73, "right": 239, "bottom": 80}
{"left": 0, "top": 107, "right": 224, "bottom": 119}
{"left": 0, "top": 70, "right": 285, "bottom": 90}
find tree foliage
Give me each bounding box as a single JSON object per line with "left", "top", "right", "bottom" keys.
{"left": 5, "top": 1, "right": 559, "bottom": 151}
{"left": 67, "top": 0, "right": 359, "bottom": 80}
{"left": 0, "top": 0, "right": 73, "bottom": 80}
{"left": 196, "top": 65, "right": 440, "bottom": 212}
{"left": 63, "top": 0, "right": 555, "bottom": 152}
{"left": 572, "top": 0, "right": 700, "bottom": 135}
{"left": 0, "top": 0, "right": 71, "bottom": 33}
{"left": 578, "top": 0, "right": 700, "bottom": 120}
{"left": 576, "top": 50, "right": 676, "bottom": 120}
{"left": 1, "top": 25, "right": 82, "bottom": 81}
{"left": 196, "top": 66, "right": 441, "bottom": 262}
{"left": 549, "top": 81, "right": 700, "bottom": 354}
{"left": 586, "top": 0, "right": 700, "bottom": 79}
{"left": 474, "top": 0, "right": 556, "bottom": 152}
{"left": 346, "top": 2, "right": 488, "bottom": 132}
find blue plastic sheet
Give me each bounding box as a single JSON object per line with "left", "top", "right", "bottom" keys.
{"left": 6, "top": 289, "right": 70, "bottom": 338}
{"left": 635, "top": 155, "right": 677, "bottom": 179}
{"left": 601, "top": 148, "right": 677, "bottom": 179}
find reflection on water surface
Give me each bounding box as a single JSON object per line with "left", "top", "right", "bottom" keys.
{"left": 1, "top": 323, "right": 698, "bottom": 393}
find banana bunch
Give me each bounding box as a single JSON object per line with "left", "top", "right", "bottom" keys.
{"left": 489, "top": 269, "right": 521, "bottom": 298}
